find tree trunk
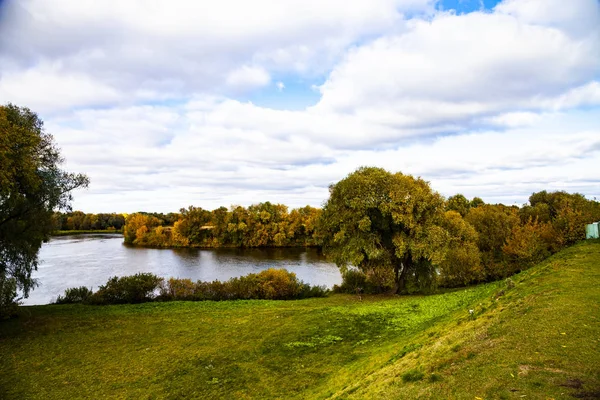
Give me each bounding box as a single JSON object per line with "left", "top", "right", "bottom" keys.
{"left": 394, "top": 258, "right": 410, "bottom": 294}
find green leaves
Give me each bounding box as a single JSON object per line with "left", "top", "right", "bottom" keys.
{"left": 0, "top": 104, "right": 88, "bottom": 304}
{"left": 318, "top": 167, "right": 448, "bottom": 293}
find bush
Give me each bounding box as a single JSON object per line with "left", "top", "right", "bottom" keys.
{"left": 333, "top": 268, "right": 393, "bottom": 294}
{"left": 0, "top": 275, "right": 20, "bottom": 320}
{"left": 55, "top": 286, "right": 93, "bottom": 304}
{"left": 161, "top": 269, "right": 327, "bottom": 302}
{"left": 55, "top": 269, "right": 326, "bottom": 306}
{"left": 333, "top": 269, "right": 367, "bottom": 294}
{"left": 90, "top": 273, "right": 163, "bottom": 304}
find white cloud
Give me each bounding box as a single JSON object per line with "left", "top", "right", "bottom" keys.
{"left": 0, "top": 62, "right": 122, "bottom": 114}
{"left": 316, "top": 6, "right": 599, "bottom": 122}
{"left": 225, "top": 66, "right": 271, "bottom": 92}
{"left": 0, "top": 0, "right": 433, "bottom": 112}
{"left": 1, "top": 0, "right": 599, "bottom": 212}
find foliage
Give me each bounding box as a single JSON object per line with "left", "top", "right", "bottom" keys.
{"left": 465, "top": 204, "right": 520, "bottom": 280}
{"left": 0, "top": 275, "right": 19, "bottom": 320}
{"left": 89, "top": 273, "right": 164, "bottom": 304}
{"left": 56, "top": 270, "right": 327, "bottom": 305}
{"left": 438, "top": 211, "right": 483, "bottom": 287}
{"left": 318, "top": 167, "right": 448, "bottom": 294}
{"left": 123, "top": 213, "right": 161, "bottom": 245}
{"left": 502, "top": 217, "right": 555, "bottom": 270}
{"left": 446, "top": 194, "right": 471, "bottom": 217}
{"left": 52, "top": 211, "right": 126, "bottom": 231}
{"left": 160, "top": 269, "right": 327, "bottom": 301}
{"left": 123, "top": 203, "right": 322, "bottom": 248}
{"left": 523, "top": 190, "right": 600, "bottom": 245}
{"left": 55, "top": 286, "right": 94, "bottom": 304}
{"left": 0, "top": 104, "right": 88, "bottom": 314}
{"left": 333, "top": 268, "right": 395, "bottom": 294}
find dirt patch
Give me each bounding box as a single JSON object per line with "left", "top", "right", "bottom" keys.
{"left": 561, "top": 378, "right": 584, "bottom": 389}
{"left": 517, "top": 364, "right": 565, "bottom": 377}
{"left": 572, "top": 391, "right": 600, "bottom": 399}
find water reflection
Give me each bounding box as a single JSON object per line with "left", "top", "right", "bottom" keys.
{"left": 25, "top": 234, "right": 341, "bottom": 305}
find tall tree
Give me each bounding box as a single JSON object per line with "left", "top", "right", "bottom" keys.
{"left": 0, "top": 104, "right": 88, "bottom": 313}
{"left": 318, "top": 167, "right": 448, "bottom": 294}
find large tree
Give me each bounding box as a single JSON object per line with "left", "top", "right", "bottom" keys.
{"left": 0, "top": 104, "right": 88, "bottom": 313}
{"left": 318, "top": 167, "right": 448, "bottom": 294}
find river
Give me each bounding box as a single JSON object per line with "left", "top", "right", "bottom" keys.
{"left": 24, "top": 234, "right": 341, "bottom": 305}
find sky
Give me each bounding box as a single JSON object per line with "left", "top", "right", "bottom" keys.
{"left": 0, "top": 0, "right": 599, "bottom": 213}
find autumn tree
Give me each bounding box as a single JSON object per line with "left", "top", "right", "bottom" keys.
{"left": 318, "top": 167, "right": 448, "bottom": 294}
{"left": 0, "top": 104, "right": 88, "bottom": 316}
{"left": 446, "top": 194, "right": 471, "bottom": 217}
{"left": 465, "top": 204, "right": 519, "bottom": 279}
{"left": 438, "top": 211, "right": 483, "bottom": 287}
{"left": 123, "top": 213, "right": 161, "bottom": 245}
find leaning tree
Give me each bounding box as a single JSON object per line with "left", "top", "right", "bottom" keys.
{"left": 0, "top": 104, "right": 88, "bottom": 316}
{"left": 318, "top": 167, "right": 449, "bottom": 294}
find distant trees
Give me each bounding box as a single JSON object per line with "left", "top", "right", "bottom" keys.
{"left": 123, "top": 202, "right": 321, "bottom": 248}
{"left": 53, "top": 211, "right": 126, "bottom": 231}
{"left": 0, "top": 104, "right": 88, "bottom": 317}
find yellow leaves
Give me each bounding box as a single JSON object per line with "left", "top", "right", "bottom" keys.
{"left": 358, "top": 216, "right": 371, "bottom": 232}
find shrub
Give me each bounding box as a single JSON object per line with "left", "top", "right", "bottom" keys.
{"left": 90, "top": 273, "right": 163, "bottom": 304}
{"left": 297, "top": 283, "right": 328, "bottom": 299}
{"left": 0, "top": 275, "right": 20, "bottom": 320}
{"left": 333, "top": 268, "right": 367, "bottom": 294}
{"left": 256, "top": 268, "right": 301, "bottom": 300}
{"left": 55, "top": 286, "right": 93, "bottom": 304}
{"left": 161, "top": 269, "right": 327, "bottom": 302}
{"left": 160, "top": 278, "right": 196, "bottom": 300}
{"left": 333, "top": 268, "right": 394, "bottom": 294}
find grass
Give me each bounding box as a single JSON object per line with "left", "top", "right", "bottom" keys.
{"left": 1, "top": 241, "right": 599, "bottom": 399}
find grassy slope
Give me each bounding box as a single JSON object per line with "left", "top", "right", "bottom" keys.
{"left": 1, "top": 241, "right": 598, "bottom": 399}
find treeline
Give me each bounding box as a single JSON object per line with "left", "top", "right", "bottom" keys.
{"left": 120, "top": 189, "right": 599, "bottom": 291}
{"left": 53, "top": 211, "right": 126, "bottom": 231}
{"left": 52, "top": 211, "right": 181, "bottom": 232}
{"left": 442, "top": 190, "right": 600, "bottom": 286}
{"left": 343, "top": 190, "right": 600, "bottom": 293}
{"left": 123, "top": 203, "right": 321, "bottom": 248}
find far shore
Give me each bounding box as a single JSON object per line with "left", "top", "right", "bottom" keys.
{"left": 51, "top": 230, "right": 123, "bottom": 236}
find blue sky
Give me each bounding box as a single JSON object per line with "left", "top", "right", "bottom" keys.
{"left": 438, "top": 0, "right": 502, "bottom": 13}
{"left": 0, "top": 0, "right": 598, "bottom": 212}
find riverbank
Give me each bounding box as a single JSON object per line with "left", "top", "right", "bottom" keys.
{"left": 51, "top": 229, "right": 123, "bottom": 236}
{"left": 1, "top": 241, "right": 598, "bottom": 399}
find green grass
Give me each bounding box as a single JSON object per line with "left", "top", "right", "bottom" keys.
{"left": 52, "top": 229, "right": 123, "bottom": 236}
{"left": 1, "top": 241, "right": 599, "bottom": 399}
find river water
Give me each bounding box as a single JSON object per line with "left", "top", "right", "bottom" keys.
{"left": 24, "top": 234, "right": 341, "bottom": 305}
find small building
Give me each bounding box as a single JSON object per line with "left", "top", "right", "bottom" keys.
{"left": 586, "top": 222, "right": 600, "bottom": 239}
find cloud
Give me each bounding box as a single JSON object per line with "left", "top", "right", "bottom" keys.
{"left": 316, "top": 5, "right": 599, "bottom": 127}
{"left": 225, "top": 66, "right": 271, "bottom": 92}
{"left": 0, "top": 0, "right": 434, "bottom": 112}
{"left": 0, "top": 0, "right": 599, "bottom": 212}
